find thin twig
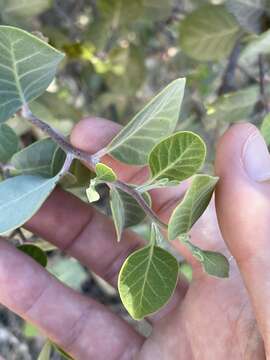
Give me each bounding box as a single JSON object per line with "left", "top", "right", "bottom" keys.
{"left": 113, "top": 180, "right": 168, "bottom": 230}
{"left": 258, "top": 54, "right": 270, "bottom": 113}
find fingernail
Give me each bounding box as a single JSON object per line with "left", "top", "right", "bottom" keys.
{"left": 242, "top": 131, "right": 270, "bottom": 182}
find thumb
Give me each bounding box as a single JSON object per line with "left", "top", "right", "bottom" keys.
{"left": 215, "top": 123, "right": 270, "bottom": 351}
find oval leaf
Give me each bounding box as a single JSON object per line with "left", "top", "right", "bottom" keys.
{"left": 0, "top": 174, "right": 60, "bottom": 234}
{"left": 11, "top": 138, "right": 65, "bottom": 177}
{"left": 0, "top": 25, "right": 64, "bottom": 122}
{"left": 0, "top": 123, "right": 19, "bottom": 162}
{"left": 95, "top": 163, "right": 117, "bottom": 182}
{"left": 168, "top": 175, "right": 218, "bottom": 240}
{"left": 118, "top": 245, "right": 179, "bottom": 320}
{"left": 18, "top": 243, "right": 48, "bottom": 267}
{"left": 105, "top": 78, "right": 186, "bottom": 165}
{"left": 110, "top": 187, "right": 151, "bottom": 241}
{"left": 180, "top": 5, "right": 240, "bottom": 61}
{"left": 149, "top": 131, "right": 206, "bottom": 183}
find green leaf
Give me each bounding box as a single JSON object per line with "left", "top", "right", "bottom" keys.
{"left": 168, "top": 175, "right": 218, "bottom": 240}
{"left": 136, "top": 178, "right": 179, "bottom": 193}
{"left": 0, "top": 26, "right": 64, "bottom": 122}
{"left": 105, "top": 78, "right": 186, "bottom": 165}
{"left": 240, "top": 29, "right": 270, "bottom": 66}
{"left": 110, "top": 187, "right": 151, "bottom": 241}
{"left": 182, "top": 239, "right": 229, "bottom": 278}
{"left": 0, "top": 174, "right": 60, "bottom": 234}
{"left": 261, "top": 113, "right": 270, "bottom": 145}
{"left": 17, "top": 243, "right": 48, "bottom": 267}
{"left": 142, "top": 0, "right": 174, "bottom": 21}
{"left": 0, "top": 123, "right": 19, "bottom": 162}
{"left": 95, "top": 163, "right": 117, "bottom": 182}
{"left": 118, "top": 245, "right": 179, "bottom": 319}
{"left": 86, "top": 185, "right": 100, "bottom": 203}
{"left": 53, "top": 345, "right": 74, "bottom": 360}
{"left": 38, "top": 341, "right": 52, "bottom": 360}
{"left": 226, "top": 0, "right": 266, "bottom": 33}
{"left": 149, "top": 131, "right": 206, "bottom": 183}
{"left": 11, "top": 138, "right": 66, "bottom": 177}
{"left": 180, "top": 5, "right": 240, "bottom": 61}
{"left": 206, "top": 86, "right": 259, "bottom": 124}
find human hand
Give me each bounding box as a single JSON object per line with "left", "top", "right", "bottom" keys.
{"left": 0, "top": 119, "right": 268, "bottom": 359}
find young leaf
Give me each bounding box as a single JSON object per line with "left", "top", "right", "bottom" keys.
{"left": 105, "top": 78, "right": 186, "bottom": 165}
{"left": 0, "top": 26, "right": 64, "bottom": 122}
{"left": 148, "top": 131, "right": 206, "bottom": 183}
{"left": 118, "top": 245, "right": 179, "bottom": 320}
{"left": 168, "top": 175, "right": 218, "bottom": 240}
{"left": 226, "top": 0, "right": 266, "bottom": 33}
{"left": 17, "top": 243, "right": 48, "bottom": 267}
{"left": 182, "top": 239, "right": 229, "bottom": 278}
{"left": 261, "top": 113, "right": 270, "bottom": 145}
{"left": 180, "top": 5, "right": 240, "bottom": 61}
{"left": 0, "top": 174, "right": 60, "bottom": 234}
{"left": 86, "top": 184, "right": 100, "bottom": 203}
{"left": 11, "top": 138, "right": 65, "bottom": 177}
{"left": 37, "top": 341, "right": 52, "bottom": 360}
{"left": 95, "top": 163, "right": 117, "bottom": 182}
{"left": 0, "top": 123, "right": 19, "bottom": 162}
{"left": 110, "top": 187, "right": 151, "bottom": 241}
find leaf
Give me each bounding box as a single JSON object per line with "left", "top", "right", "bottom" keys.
{"left": 182, "top": 239, "right": 229, "bottom": 278}
{"left": 17, "top": 243, "right": 47, "bottom": 267}
{"left": 142, "top": 0, "right": 174, "bottom": 21}
{"left": 110, "top": 187, "right": 151, "bottom": 241}
{"left": 180, "top": 5, "right": 240, "bottom": 61}
{"left": 86, "top": 185, "right": 100, "bottom": 203}
{"left": 168, "top": 175, "right": 218, "bottom": 240}
{"left": 37, "top": 341, "right": 52, "bottom": 360}
{"left": 0, "top": 26, "right": 64, "bottom": 122}
{"left": 11, "top": 138, "right": 66, "bottom": 177}
{"left": 95, "top": 163, "right": 117, "bottom": 182}
{"left": 105, "top": 78, "right": 186, "bottom": 165}
{"left": 226, "top": 0, "right": 266, "bottom": 33}
{"left": 0, "top": 174, "right": 60, "bottom": 234}
{"left": 206, "top": 86, "right": 259, "bottom": 124}
{"left": 0, "top": 123, "right": 19, "bottom": 162}
{"left": 118, "top": 245, "right": 179, "bottom": 319}
{"left": 261, "top": 113, "right": 270, "bottom": 145}
{"left": 0, "top": 0, "right": 51, "bottom": 23}
{"left": 240, "top": 29, "right": 270, "bottom": 66}
{"left": 148, "top": 131, "right": 206, "bottom": 183}
{"left": 136, "top": 178, "right": 179, "bottom": 193}
{"left": 53, "top": 345, "right": 74, "bottom": 360}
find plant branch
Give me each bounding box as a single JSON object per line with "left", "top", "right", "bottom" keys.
{"left": 113, "top": 180, "right": 168, "bottom": 230}
{"left": 21, "top": 104, "right": 97, "bottom": 167}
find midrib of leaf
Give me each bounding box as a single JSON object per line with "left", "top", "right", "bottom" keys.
{"left": 138, "top": 245, "right": 154, "bottom": 309}
{"left": 10, "top": 38, "right": 26, "bottom": 104}
{"left": 0, "top": 176, "right": 57, "bottom": 211}
{"left": 151, "top": 137, "right": 198, "bottom": 182}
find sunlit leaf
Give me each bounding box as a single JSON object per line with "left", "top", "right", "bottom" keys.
{"left": 86, "top": 185, "right": 100, "bottom": 203}
{"left": 0, "top": 174, "right": 60, "bottom": 234}
{"left": 0, "top": 123, "right": 19, "bottom": 162}
{"left": 37, "top": 341, "right": 52, "bottom": 360}
{"left": 168, "top": 175, "right": 218, "bottom": 240}
{"left": 105, "top": 78, "right": 186, "bottom": 165}
{"left": 261, "top": 113, "right": 270, "bottom": 145}
{"left": 110, "top": 187, "right": 151, "bottom": 241}
{"left": 11, "top": 138, "right": 65, "bottom": 177}
{"left": 180, "top": 5, "right": 240, "bottom": 61}
{"left": 118, "top": 245, "right": 179, "bottom": 319}
{"left": 95, "top": 163, "right": 117, "bottom": 182}
{"left": 0, "top": 26, "right": 64, "bottom": 122}
{"left": 18, "top": 243, "right": 48, "bottom": 267}
{"left": 149, "top": 131, "right": 206, "bottom": 183}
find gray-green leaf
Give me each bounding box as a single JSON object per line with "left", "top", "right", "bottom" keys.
{"left": 0, "top": 123, "right": 19, "bottom": 162}
{"left": 118, "top": 245, "right": 179, "bottom": 319}
{"left": 11, "top": 138, "right": 66, "bottom": 177}
{"left": 0, "top": 25, "right": 64, "bottom": 122}
{"left": 261, "top": 113, "right": 270, "bottom": 145}
{"left": 110, "top": 187, "right": 151, "bottom": 241}
{"left": 149, "top": 131, "right": 206, "bottom": 183}
{"left": 239, "top": 29, "right": 270, "bottom": 66}
{"left": 105, "top": 78, "right": 186, "bottom": 165}
{"left": 180, "top": 5, "right": 240, "bottom": 61}
{"left": 0, "top": 174, "right": 60, "bottom": 234}
{"left": 18, "top": 243, "right": 47, "bottom": 267}
{"left": 168, "top": 175, "right": 218, "bottom": 240}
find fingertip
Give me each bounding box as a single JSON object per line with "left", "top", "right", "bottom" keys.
{"left": 70, "top": 117, "right": 121, "bottom": 152}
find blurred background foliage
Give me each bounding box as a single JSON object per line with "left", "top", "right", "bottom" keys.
{"left": 1, "top": 0, "right": 270, "bottom": 358}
